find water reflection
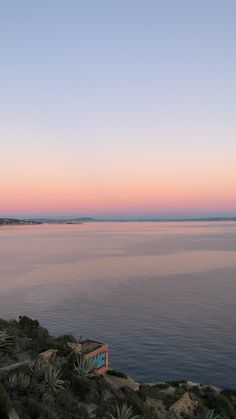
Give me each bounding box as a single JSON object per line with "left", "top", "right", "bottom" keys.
{"left": 0, "top": 222, "right": 236, "bottom": 387}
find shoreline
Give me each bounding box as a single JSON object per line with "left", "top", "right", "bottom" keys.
{"left": 0, "top": 316, "right": 235, "bottom": 418}
{"left": 1, "top": 216, "right": 236, "bottom": 226}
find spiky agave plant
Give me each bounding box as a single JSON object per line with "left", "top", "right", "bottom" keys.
{"left": 111, "top": 402, "right": 141, "bottom": 419}
{"left": 202, "top": 409, "right": 222, "bottom": 419}
{"left": 73, "top": 356, "right": 95, "bottom": 378}
{"left": 4, "top": 371, "right": 31, "bottom": 390}
{"left": 4, "top": 372, "right": 18, "bottom": 390}
{"left": 30, "top": 358, "right": 47, "bottom": 380}
{"left": 0, "top": 328, "right": 13, "bottom": 352}
{"left": 17, "top": 371, "right": 31, "bottom": 389}
{"left": 44, "top": 365, "right": 65, "bottom": 394}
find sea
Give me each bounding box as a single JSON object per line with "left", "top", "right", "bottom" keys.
{"left": 0, "top": 221, "right": 236, "bottom": 388}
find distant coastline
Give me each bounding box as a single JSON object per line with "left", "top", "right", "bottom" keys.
{"left": 1, "top": 216, "right": 236, "bottom": 225}
{"left": 0, "top": 218, "right": 42, "bottom": 225}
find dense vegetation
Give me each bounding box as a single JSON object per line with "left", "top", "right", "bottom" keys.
{"left": 0, "top": 316, "right": 235, "bottom": 418}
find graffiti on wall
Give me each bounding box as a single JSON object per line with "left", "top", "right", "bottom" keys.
{"left": 91, "top": 351, "right": 107, "bottom": 370}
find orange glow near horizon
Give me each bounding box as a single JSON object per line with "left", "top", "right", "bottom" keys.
{"left": 1, "top": 120, "right": 236, "bottom": 218}
{"left": 1, "top": 158, "right": 236, "bottom": 217}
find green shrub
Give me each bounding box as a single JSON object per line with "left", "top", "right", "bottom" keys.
{"left": 0, "top": 320, "right": 11, "bottom": 329}
{"left": 125, "top": 391, "right": 145, "bottom": 415}
{"left": 25, "top": 399, "right": 56, "bottom": 419}
{"left": 95, "top": 402, "right": 107, "bottom": 418}
{"left": 0, "top": 381, "right": 11, "bottom": 418}
{"left": 203, "top": 393, "right": 235, "bottom": 418}
{"left": 51, "top": 334, "right": 76, "bottom": 356}
{"left": 221, "top": 389, "right": 236, "bottom": 409}
{"left": 19, "top": 316, "right": 40, "bottom": 335}
{"left": 71, "top": 374, "right": 91, "bottom": 400}
{"left": 18, "top": 316, "right": 51, "bottom": 352}
{"left": 153, "top": 382, "right": 169, "bottom": 389}
{"left": 143, "top": 404, "right": 160, "bottom": 419}
{"left": 166, "top": 380, "right": 187, "bottom": 388}
{"left": 76, "top": 403, "right": 90, "bottom": 419}
{"left": 60, "top": 360, "right": 74, "bottom": 381}
{"left": 122, "top": 388, "right": 159, "bottom": 418}
{"left": 55, "top": 334, "right": 77, "bottom": 345}
{"left": 138, "top": 384, "right": 181, "bottom": 409}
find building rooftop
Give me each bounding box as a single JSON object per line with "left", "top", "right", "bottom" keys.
{"left": 80, "top": 339, "right": 105, "bottom": 354}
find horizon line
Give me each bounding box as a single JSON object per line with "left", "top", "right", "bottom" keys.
{"left": 1, "top": 215, "right": 236, "bottom": 222}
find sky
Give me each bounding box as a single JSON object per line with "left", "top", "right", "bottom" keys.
{"left": 1, "top": 0, "right": 236, "bottom": 219}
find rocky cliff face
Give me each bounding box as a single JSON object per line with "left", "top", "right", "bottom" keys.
{"left": 1, "top": 316, "right": 236, "bottom": 418}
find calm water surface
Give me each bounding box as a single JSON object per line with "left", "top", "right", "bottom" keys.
{"left": 0, "top": 222, "right": 236, "bottom": 388}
